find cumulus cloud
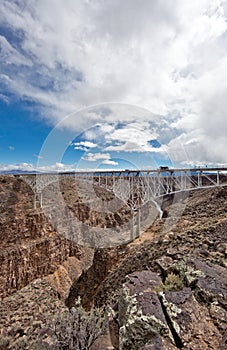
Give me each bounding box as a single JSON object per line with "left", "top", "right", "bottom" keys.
{"left": 73, "top": 141, "right": 97, "bottom": 151}
{"left": 103, "top": 121, "right": 167, "bottom": 153}
{"left": 82, "top": 152, "right": 118, "bottom": 166}
{"left": 0, "top": 162, "right": 76, "bottom": 173}
{"left": 0, "top": 0, "right": 227, "bottom": 164}
{"left": 8, "top": 146, "right": 15, "bottom": 151}
{"left": 39, "top": 162, "right": 76, "bottom": 172}
{"left": 102, "top": 159, "right": 118, "bottom": 166}
{"left": 82, "top": 152, "right": 111, "bottom": 162}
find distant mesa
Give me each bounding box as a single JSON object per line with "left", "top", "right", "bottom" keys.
{"left": 0, "top": 169, "right": 39, "bottom": 175}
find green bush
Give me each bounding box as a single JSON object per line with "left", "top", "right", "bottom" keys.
{"left": 156, "top": 272, "right": 184, "bottom": 292}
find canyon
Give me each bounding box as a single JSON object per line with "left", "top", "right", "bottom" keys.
{"left": 0, "top": 175, "right": 226, "bottom": 349}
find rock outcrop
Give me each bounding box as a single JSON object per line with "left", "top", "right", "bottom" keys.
{"left": 0, "top": 176, "right": 90, "bottom": 299}
{"left": 0, "top": 227, "right": 90, "bottom": 299}
{"left": 66, "top": 246, "right": 129, "bottom": 310}
{"left": 118, "top": 271, "right": 176, "bottom": 350}
{"left": 118, "top": 260, "right": 226, "bottom": 349}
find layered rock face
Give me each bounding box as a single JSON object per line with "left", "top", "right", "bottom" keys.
{"left": 0, "top": 176, "right": 94, "bottom": 300}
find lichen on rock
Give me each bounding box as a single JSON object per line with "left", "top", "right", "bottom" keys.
{"left": 118, "top": 271, "right": 173, "bottom": 349}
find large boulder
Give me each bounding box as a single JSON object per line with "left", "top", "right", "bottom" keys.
{"left": 160, "top": 287, "right": 222, "bottom": 349}
{"left": 118, "top": 271, "right": 177, "bottom": 350}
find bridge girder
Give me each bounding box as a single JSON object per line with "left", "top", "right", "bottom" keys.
{"left": 18, "top": 167, "right": 227, "bottom": 210}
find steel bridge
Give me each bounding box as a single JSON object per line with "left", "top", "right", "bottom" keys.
{"left": 20, "top": 166, "right": 227, "bottom": 209}
{"left": 19, "top": 167, "right": 227, "bottom": 239}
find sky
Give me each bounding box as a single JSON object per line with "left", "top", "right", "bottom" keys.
{"left": 1, "top": 0, "right": 227, "bottom": 172}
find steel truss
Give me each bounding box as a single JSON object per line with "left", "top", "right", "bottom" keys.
{"left": 19, "top": 167, "right": 227, "bottom": 212}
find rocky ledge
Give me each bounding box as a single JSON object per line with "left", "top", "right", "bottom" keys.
{"left": 117, "top": 256, "right": 226, "bottom": 349}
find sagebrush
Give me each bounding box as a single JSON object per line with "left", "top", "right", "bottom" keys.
{"left": 52, "top": 298, "right": 109, "bottom": 350}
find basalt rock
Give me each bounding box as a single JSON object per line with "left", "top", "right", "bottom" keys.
{"left": 66, "top": 246, "right": 129, "bottom": 310}
{"left": 0, "top": 230, "right": 90, "bottom": 299}
{"left": 184, "top": 258, "right": 227, "bottom": 305}
{"left": 159, "top": 288, "right": 222, "bottom": 349}
{"left": 118, "top": 259, "right": 227, "bottom": 350}
{"left": 118, "top": 271, "right": 177, "bottom": 349}
{"left": 0, "top": 175, "right": 129, "bottom": 299}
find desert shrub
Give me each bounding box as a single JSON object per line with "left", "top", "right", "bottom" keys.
{"left": 52, "top": 298, "right": 108, "bottom": 350}
{"left": 156, "top": 272, "right": 184, "bottom": 292}
{"left": 0, "top": 335, "right": 10, "bottom": 348}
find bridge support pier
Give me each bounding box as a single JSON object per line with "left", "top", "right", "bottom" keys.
{"left": 130, "top": 211, "right": 134, "bottom": 241}
{"left": 136, "top": 208, "right": 141, "bottom": 238}
{"left": 33, "top": 192, "right": 42, "bottom": 209}
{"left": 130, "top": 209, "right": 141, "bottom": 241}
{"left": 34, "top": 194, "right": 37, "bottom": 210}
{"left": 40, "top": 192, "right": 43, "bottom": 208}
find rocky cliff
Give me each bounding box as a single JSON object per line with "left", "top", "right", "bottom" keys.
{"left": 0, "top": 175, "right": 94, "bottom": 300}
{"left": 0, "top": 175, "right": 134, "bottom": 300}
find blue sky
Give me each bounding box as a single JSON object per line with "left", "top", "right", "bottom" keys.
{"left": 0, "top": 96, "right": 173, "bottom": 171}
{"left": 0, "top": 100, "right": 51, "bottom": 164}
{"left": 1, "top": 0, "right": 227, "bottom": 172}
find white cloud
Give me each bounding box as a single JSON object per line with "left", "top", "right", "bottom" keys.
{"left": 38, "top": 162, "right": 76, "bottom": 172}
{"left": 0, "top": 162, "right": 76, "bottom": 173}
{"left": 102, "top": 159, "right": 118, "bottom": 166}
{"left": 82, "top": 152, "right": 110, "bottom": 162}
{"left": 0, "top": 93, "right": 10, "bottom": 104}
{"left": 73, "top": 141, "right": 97, "bottom": 151}
{"left": 102, "top": 121, "right": 168, "bottom": 153}
{"left": 0, "top": 163, "right": 35, "bottom": 172}
{"left": 0, "top": 35, "right": 32, "bottom": 66}
{"left": 0, "top": 1, "right": 226, "bottom": 115}
{"left": 8, "top": 146, "right": 15, "bottom": 151}
{"left": 1, "top": 0, "right": 227, "bottom": 164}
{"left": 81, "top": 151, "right": 118, "bottom": 165}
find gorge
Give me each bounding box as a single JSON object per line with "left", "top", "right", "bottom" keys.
{"left": 0, "top": 175, "right": 226, "bottom": 349}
